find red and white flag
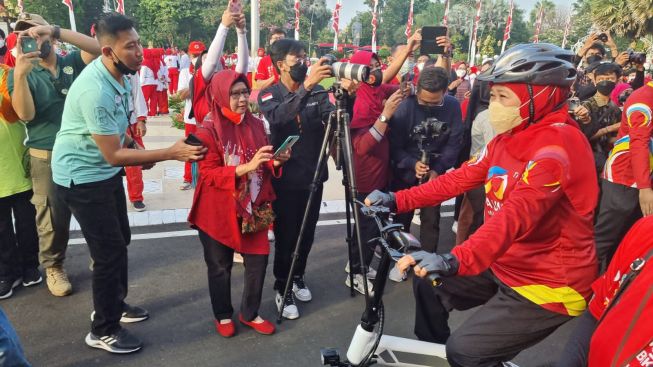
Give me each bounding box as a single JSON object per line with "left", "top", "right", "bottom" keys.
{"left": 116, "top": 0, "right": 125, "bottom": 14}
{"left": 405, "top": 0, "right": 414, "bottom": 39}
{"left": 62, "top": 0, "right": 74, "bottom": 11}
{"left": 443, "top": 0, "right": 450, "bottom": 27}
{"left": 501, "top": 0, "right": 514, "bottom": 53}
{"left": 469, "top": 0, "right": 482, "bottom": 66}
{"left": 533, "top": 3, "right": 544, "bottom": 43}
{"left": 294, "top": 0, "right": 300, "bottom": 40}
{"left": 332, "top": 0, "right": 341, "bottom": 51}
{"left": 561, "top": 13, "right": 572, "bottom": 48}
{"left": 17, "top": 0, "right": 24, "bottom": 13}
{"left": 371, "top": 0, "right": 379, "bottom": 53}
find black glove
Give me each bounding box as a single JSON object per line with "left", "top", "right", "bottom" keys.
{"left": 365, "top": 190, "right": 396, "bottom": 212}
{"left": 410, "top": 251, "right": 459, "bottom": 277}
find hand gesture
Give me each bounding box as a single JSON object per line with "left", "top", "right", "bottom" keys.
{"left": 436, "top": 35, "right": 452, "bottom": 55}
{"left": 304, "top": 57, "right": 332, "bottom": 90}
{"left": 573, "top": 106, "right": 590, "bottom": 124}
{"left": 236, "top": 12, "right": 246, "bottom": 30}
{"left": 408, "top": 29, "right": 422, "bottom": 52}
{"left": 169, "top": 138, "right": 207, "bottom": 162}
{"left": 382, "top": 89, "right": 404, "bottom": 119}
{"left": 24, "top": 25, "right": 54, "bottom": 41}
{"left": 135, "top": 120, "right": 147, "bottom": 137}
{"left": 247, "top": 145, "right": 273, "bottom": 172}
{"left": 273, "top": 148, "right": 291, "bottom": 167}
{"left": 415, "top": 161, "right": 429, "bottom": 179}
{"left": 221, "top": 7, "right": 238, "bottom": 28}
{"left": 615, "top": 51, "right": 629, "bottom": 67}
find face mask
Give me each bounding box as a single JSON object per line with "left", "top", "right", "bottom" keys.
{"left": 289, "top": 62, "right": 308, "bottom": 82}
{"left": 367, "top": 68, "right": 383, "bottom": 87}
{"left": 111, "top": 50, "right": 138, "bottom": 75}
{"left": 456, "top": 69, "right": 466, "bottom": 78}
{"left": 488, "top": 101, "right": 525, "bottom": 134}
{"left": 400, "top": 60, "right": 414, "bottom": 76}
{"left": 596, "top": 80, "right": 616, "bottom": 96}
{"left": 39, "top": 40, "right": 52, "bottom": 59}
{"left": 416, "top": 62, "right": 425, "bottom": 72}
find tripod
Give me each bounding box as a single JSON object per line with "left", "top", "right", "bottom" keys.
{"left": 276, "top": 81, "right": 372, "bottom": 324}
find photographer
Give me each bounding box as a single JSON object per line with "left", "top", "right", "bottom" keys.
{"left": 258, "top": 39, "right": 334, "bottom": 320}
{"left": 572, "top": 63, "right": 622, "bottom": 178}
{"left": 390, "top": 67, "right": 463, "bottom": 254}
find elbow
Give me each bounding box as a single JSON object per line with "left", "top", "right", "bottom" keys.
{"left": 16, "top": 109, "right": 34, "bottom": 122}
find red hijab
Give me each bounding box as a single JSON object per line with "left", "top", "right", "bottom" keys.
{"left": 141, "top": 48, "right": 159, "bottom": 75}
{"left": 205, "top": 70, "right": 268, "bottom": 219}
{"left": 501, "top": 83, "right": 574, "bottom": 134}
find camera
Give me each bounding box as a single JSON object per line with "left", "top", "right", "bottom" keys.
{"left": 618, "top": 88, "right": 634, "bottom": 106}
{"left": 320, "top": 348, "right": 342, "bottom": 366}
{"left": 323, "top": 54, "right": 370, "bottom": 83}
{"left": 568, "top": 97, "right": 581, "bottom": 113}
{"left": 597, "top": 33, "right": 608, "bottom": 43}
{"left": 412, "top": 117, "right": 449, "bottom": 142}
{"left": 627, "top": 49, "right": 647, "bottom": 65}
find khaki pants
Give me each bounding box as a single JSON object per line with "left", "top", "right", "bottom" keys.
{"left": 29, "top": 150, "right": 71, "bottom": 268}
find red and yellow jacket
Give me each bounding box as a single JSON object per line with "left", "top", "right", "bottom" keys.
{"left": 395, "top": 109, "right": 598, "bottom": 316}
{"left": 603, "top": 81, "right": 653, "bottom": 189}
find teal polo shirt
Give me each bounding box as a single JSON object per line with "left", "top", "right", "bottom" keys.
{"left": 8, "top": 51, "right": 86, "bottom": 150}
{"left": 52, "top": 58, "right": 131, "bottom": 187}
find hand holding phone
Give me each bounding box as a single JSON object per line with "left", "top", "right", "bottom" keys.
{"left": 20, "top": 37, "right": 38, "bottom": 54}
{"left": 274, "top": 135, "right": 300, "bottom": 158}
{"left": 229, "top": 0, "right": 242, "bottom": 13}
{"left": 420, "top": 26, "right": 448, "bottom": 55}
{"left": 185, "top": 133, "right": 203, "bottom": 147}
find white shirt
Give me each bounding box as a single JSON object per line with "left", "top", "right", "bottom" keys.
{"left": 139, "top": 65, "right": 157, "bottom": 86}
{"left": 156, "top": 64, "right": 169, "bottom": 91}
{"left": 177, "top": 68, "right": 196, "bottom": 125}
{"left": 164, "top": 55, "right": 179, "bottom": 69}
{"left": 128, "top": 75, "right": 147, "bottom": 124}
{"left": 179, "top": 54, "right": 191, "bottom": 70}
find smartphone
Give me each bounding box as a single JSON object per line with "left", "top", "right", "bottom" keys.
{"left": 274, "top": 135, "right": 300, "bottom": 158}
{"left": 20, "top": 37, "right": 38, "bottom": 54}
{"left": 185, "top": 133, "right": 203, "bottom": 147}
{"left": 567, "top": 97, "right": 581, "bottom": 113}
{"left": 229, "top": 0, "right": 242, "bottom": 13}
{"left": 420, "top": 26, "right": 448, "bottom": 55}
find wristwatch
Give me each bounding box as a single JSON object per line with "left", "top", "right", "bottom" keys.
{"left": 52, "top": 25, "right": 61, "bottom": 41}
{"left": 379, "top": 115, "right": 388, "bottom": 123}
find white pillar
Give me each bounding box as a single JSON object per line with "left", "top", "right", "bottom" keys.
{"left": 250, "top": 0, "right": 260, "bottom": 58}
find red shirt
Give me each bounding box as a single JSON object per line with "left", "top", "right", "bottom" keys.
{"left": 191, "top": 74, "right": 210, "bottom": 124}
{"left": 603, "top": 81, "right": 653, "bottom": 189}
{"left": 587, "top": 217, "right": 653, "bottom": 367}
{"left": 255, "top": 55, "right": 279, "bottom": 83}
{"left": 396, "top": 113, "right": 598, "bottom": 316}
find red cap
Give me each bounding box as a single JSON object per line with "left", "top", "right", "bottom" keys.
{"left": 165, "top": 49, "right": 173, "bottom": 55}
{"left": 188, "top": 41, "right": 206, "bottom": 55}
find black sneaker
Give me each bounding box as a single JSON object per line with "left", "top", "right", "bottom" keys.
{"left": 132, "top": 201, "right": 146, "bottom": 212}
{"left": 85, "top": 328, "right": 142, "bottom": 354}
{"left": 22, "top": 268, "right": 42, "bottom": 287}
{"left": 0, "top": 278, "right": 21, "bottom": 300}
{"left": 91, "top": 304, "right": 149, "bottom": 323}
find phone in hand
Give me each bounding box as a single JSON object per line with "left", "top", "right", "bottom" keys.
{"left": 229, "top": 0, "right": 242, "bottom": 13}
{"left": 20, "top": 37, "right": 38, "bottom": 54}
{"left": 420, "top": 26, "right": 448, "bottom": 55}
{"left": 185, "top": 133, "right": 203, "bottom": 147}
{"left": 273, "top": 135, "right": 300, "bottom": 158}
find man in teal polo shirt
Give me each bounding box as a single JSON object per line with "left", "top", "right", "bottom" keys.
{"left": 9, "top": 12, "right": 101, "bottom": 297}
{"left": 52, "top": 13, "right": 205, "bottom": 354}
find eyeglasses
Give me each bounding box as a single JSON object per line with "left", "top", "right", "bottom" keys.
{"left": 230, "top": 89, "right": 250, "bottom": 99}
{"left": 286, "top": 57, "right": 308, "bottom": 67}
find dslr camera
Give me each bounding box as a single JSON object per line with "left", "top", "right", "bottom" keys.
{"left": 412, "top": 117, "right": 449, "bottom": 152}
{"left": 323, "top": 54, "right": 370, "bottom": 83}
{"left": 627, "top": 49, "right": 647, "bottom": 65}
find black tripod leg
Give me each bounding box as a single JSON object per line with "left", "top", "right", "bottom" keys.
{"left": 276, "top": 113, "right": 334, "bottom": 325}
{"left": 342, "top": 167, "right": 355, "bottom": 297}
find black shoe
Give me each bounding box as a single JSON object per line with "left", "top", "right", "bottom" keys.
{"left": 22, "top": 268, "right": 42, "bottom": 287}
{"left": 85, "top": 328, "right": 142, "bottom": 354}
{"left": 91, "top": 304, "right": 149, "bottom": 323}
{"left": 0, "top": 278, "right": 21, "bottom": 300}
{"left": 132, "top": 201, "right": 146, "bottom": 212}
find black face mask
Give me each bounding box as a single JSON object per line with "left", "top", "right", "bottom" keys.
{"left": 596, "top": 80, "right": 616, "bottom": 96}
{"left": 289, "top": 63, "right": 308, "bottom": 82}
{"left": 419, "top": 104, "right": 443, "bottom": 116}
{"left": 39, "top": 40, "right": 52, "bottom": 59}
{"left": 367, "top": 68, "right": 383, "bottom": 87}
{"left": 112, "top": 51, "right": 138, "bottom": 76}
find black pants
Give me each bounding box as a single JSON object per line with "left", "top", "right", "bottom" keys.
{"left": 198, "top": 230, "right": 268, "bottom": 321}
{"left": 0, "top": 190, "right": 39, "bottom": 279}
{"left": 594, "top": 179, "right": 641, "bottom": 272}
{"left": 393, "top": 205, "right": 441, "bottom": 253}
{"left": 272, "top": 186, "right": 323, "bottom": 291}
{"left": 413, "top": 273, "right": 572, "bottom": 367}
{"left": 57, "top": 175, "right": 130, "bottom": 336}
{"left": 349, "top": 192, "right": 379, "bottom": 274}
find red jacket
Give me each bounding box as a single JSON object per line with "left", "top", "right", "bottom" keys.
{"left": 396, "top": 112, "right": 598, "bottom": 316}
{"left": 587, "top": 216, "right": 653, "bottom": 367}
{"left": 188, "top": 117, "right": 278, "bottom": 254}
{"left": 602, "top": 81, "right": 653, "bottom": 189}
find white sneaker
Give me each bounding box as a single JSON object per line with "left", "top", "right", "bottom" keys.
{"left": 233, "top": 253, "right": 244, "bottom": 264}
{"left": 388, "top": 266, "right": 407, "bottom": 282}
{"left": 345, "top": 274, "right": 374, "bottom": 297}
{"left": 292, "top": 277, "right": 312, "bottom": 302}
{"left": 268, "top": 230, "right": 275, "bottom": 243}
{"left": 452, "top": 220, "right": 458, "bottom": 234}
{"left": 275, "top": 292, "right": 299, "bottom": 320}
{"left": 345, "top": 262, "right": 377, "bottom": 280}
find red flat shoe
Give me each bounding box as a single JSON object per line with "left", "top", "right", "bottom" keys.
{"left": 238, "top": 314, "right": 275, "bottom": 335}
{"left": 214, "top": 319, "right": 235, "bottom": 338}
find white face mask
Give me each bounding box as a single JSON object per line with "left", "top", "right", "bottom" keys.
{"left": 417, "top": 62, "right": 425, "bottom": 72}
{"left": 456, "top": 69, "right": 467, "bottom": 78}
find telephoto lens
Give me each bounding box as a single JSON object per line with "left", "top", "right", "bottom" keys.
{"left": 322, "top": 53, "right": 370, "bottom": 82}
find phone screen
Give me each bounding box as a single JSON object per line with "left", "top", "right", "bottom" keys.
{"left": 420, "top": 26, "right": 448, "bottom": 55}
{"left": 274, "top": 135, "right": 300, "bottom": 157}
{"left": 230, "top": 0, "right": 242, "bottom": 13}
{"left": 21, "top": 37, "right": 38, "bottom": 53}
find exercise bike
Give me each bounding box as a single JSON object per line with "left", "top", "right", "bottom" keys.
{"left": 320, "top": 204, "right": 449, "bottom": 367}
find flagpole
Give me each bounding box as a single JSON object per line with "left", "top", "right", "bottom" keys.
{"left": 533, "top": 3, "right": 544, "bottom": 43}
{"left": 405, "top": 0, "right": 414, "bottom": 39}
{"left": 332, "top": 0, "right": 340, "bottom": 51}
{"left": 561, "top": 12, "right": 572, "bottom": 48}
{"left": 501, "top": 0, "right": 513, "bottom": 54}
{"left": 251, "top": 0, "right": 260, "bottom": 59}
{"left": 62, "top": 1, "right": 77, "bottom": 32}
{"left": 371, "top": 0, "right": 378, "bottom": 53}
{"left": 294, "top": 0, "right": 300, "bottom": 40}
{"left": 442, "top": 0, "right": 449, "bottom": 27}
{"left": 469, "top": 0, "right": 482, "bottom": 66}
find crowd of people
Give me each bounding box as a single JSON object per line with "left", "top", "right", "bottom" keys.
{"left": 0, "top": 3, "right": 651, "bottom": 366}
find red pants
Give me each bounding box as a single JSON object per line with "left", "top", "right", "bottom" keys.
{"left": 125, "top": 126, "right": 145, "bottom": 202}
{"left": 168, "top": 68, "right": 180, "bottom": 94}
{"left": 142, "top": 84, "right": 157, "bottom": 116}
{"left": 183, "top": 123, "right": 197, "bottom": 183}
{"left": 158, "top": 90, "right": 169, "bottom": 114}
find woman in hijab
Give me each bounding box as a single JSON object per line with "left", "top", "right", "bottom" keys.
{"left": 188, "top": 69, "right": 290, "bottom": 338}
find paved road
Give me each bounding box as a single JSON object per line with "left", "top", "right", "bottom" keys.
{"left": 3, "top": 215, "right": 575, "bottom": 366}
